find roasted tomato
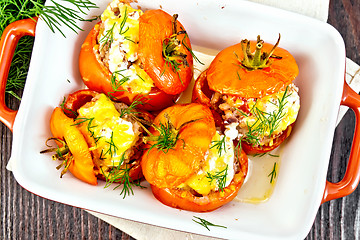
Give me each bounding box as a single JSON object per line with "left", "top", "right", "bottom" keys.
{"left": 79, "top": 0, "right": 193, "bottom": 111}
{"left": 42, "top": 90, "right": 153, "bottom": 186}
{"left": 193, "top": 35, "right": 300, "bottom": 154}
{"left": 141, "top": 103, "right": 248, "bottom": 212}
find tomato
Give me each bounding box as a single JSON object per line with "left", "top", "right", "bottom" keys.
{"left": 79, "top": 22, "right": 177, "bottom": 111}
{"left": 141, "top": 103, "right": 248, "bottom": 212}
{"left": 142, "top": 103, "right": 216, "bottom": 188}
{"left": 193, "top": 35, "right": 300, "bottom": 155}
{"left": 50, "top": 107, "right": 98, "bottom": 185}
{"left": 46, "top": 90, "right": 152, "bottom": 185}
{"left": 62, "top": 89, "right": 97, "bottom": 118}
{"left": 79, "top": 5, "right": 194, "bottom": 111}
{"left": 206, "top": 37, "right": 299, "bottom": 99}
{"left": 138, "top": 10, "right": 193, "bottom": 95}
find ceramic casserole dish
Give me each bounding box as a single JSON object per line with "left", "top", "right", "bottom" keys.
{"left": 1, "top": 0, "right": 360, "bottom": 239}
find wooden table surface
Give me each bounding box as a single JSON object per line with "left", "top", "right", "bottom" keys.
{"left": 1, "top": 0, "right": 360, "bottom": 239}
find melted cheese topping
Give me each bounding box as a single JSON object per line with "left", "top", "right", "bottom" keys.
{"left": 98, "top": 0, "right": 154, "bottom": 94}
{"left": 182, "top": 132, "right": 236, "bottom": 195}
{"left": 78, "top": 94, "right": 137, "bottom": 166}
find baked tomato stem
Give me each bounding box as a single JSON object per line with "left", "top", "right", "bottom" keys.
{"left": 40, "top": 137, "right": 73, "bottom": 177}
{"left": 240, "top": 34, "right": 282, "bottom": 70}
{"left": 161, "top": 14, "right": 190, "bottom": 85}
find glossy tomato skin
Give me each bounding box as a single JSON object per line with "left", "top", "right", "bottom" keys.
{"left": 138, "top": 9, "right": 193, "bottom": 95}
{"left": 79, "top": 22, "right": 178, "bottom": 112}
{"left": 150, "top": 148, "right": 248, "bottom": 212}
{"left": 141, "top": 103, "right": 216, "bottom": 189}
{"left": 141, "top": 103, "right": 248, "bottom": 212}
{"left": 62, "top": 89, "right": 98, "bottom": 118}
{"left": 206, "top": 41, "right": 299, "bottom": 99}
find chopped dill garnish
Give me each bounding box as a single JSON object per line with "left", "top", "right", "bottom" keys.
{"left": 234, "top": 140, "right": 242, "bottom": 160}
{"left": 119, "top": 97, "right": 144, "bottom": 118}
{"left": 234, "top": 107, "right": 249, "bottom": 117}
{"left": 236, "top": 71, "right": 241, "bottom": 80}
{"left": 210, "top": 135, "right": 226, "bottom": 157}
{"left": 192, "top": 216, "right": 227, "bottom": 231}
{"left": 268, "top": 162, "right": 277, "bottom": 183}
{"left": 104, "top": 131, "right": 118, "bottom": 158}
{"left": 145, "top": 114, "right": 201, "bottom": 153}
{"left": 205, "top": 165, "right": 228, "bottom": 192}
{"left": 102, "top": 152, "right": 145, "bottom": 199}
{"left": 147, "top": 114, "right": 180, "bottom": 153}
{"left": 268, "top": 153, "right": 279, "bottom": 157}
{"left": 107, "top": 69, "right": 128, "bottom": 100}
{"left": 73, "top": 117, "right": 97, "bottom": 138}
{"left": 99, "top": 22, "right": 116, "bottom": 49}
{"left": 244, "top": 86, "right": 291, "bottom": 146}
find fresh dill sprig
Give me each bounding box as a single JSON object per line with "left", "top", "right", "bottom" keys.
{"left": 268, "top": 162, "right": 277, "bottom": 183}
{"left": 210, "top": 135, "right": 226, "bottom": 157}
{"left": 23, "top": 0, "right": 98, "bottom": 38}
{"left": 1, "top": 0, "right": 97, "bottom": 99}
{"left": 205, "top": 165, "right": 228, "bottom": 192}
{"left": 192, "top": 216, "right": 227, "bottom": 231}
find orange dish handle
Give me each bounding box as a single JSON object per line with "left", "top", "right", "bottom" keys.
{"left": 0, "top": 17, "right": 37, "bottom": 132}
{"left": 322, "top": 80, "right": 360, "bottom": 203}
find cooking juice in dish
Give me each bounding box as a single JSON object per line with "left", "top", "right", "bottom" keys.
{"left": 177, "top": 47, "right": 281, "bottom": 203}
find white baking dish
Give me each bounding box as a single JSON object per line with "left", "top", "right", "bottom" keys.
{"left": 1, "top": 0, "right": 360, "bottom": 239}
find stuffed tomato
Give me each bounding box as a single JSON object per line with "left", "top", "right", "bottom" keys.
{"left": 193, "top": 35, "right": 300, "bottom": 154}
{"left": 42, "top": 90, "right": 153, "bottom": 186}
{"left": 79, "top": 0, "right": 194, "bottom": 111}
{"left": 141, "top": 103, "right": 248, "bottom": 212}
